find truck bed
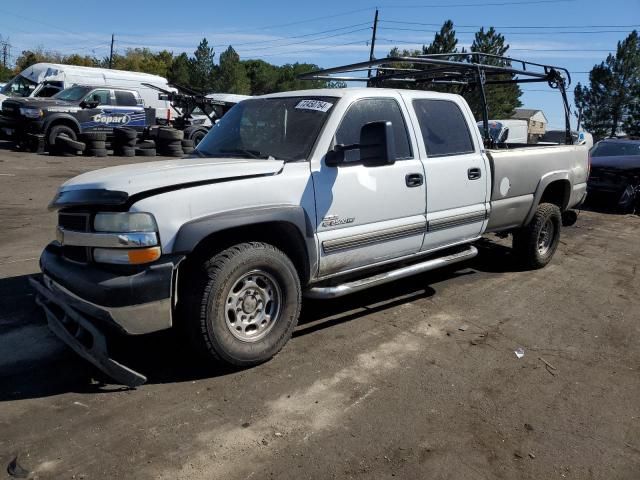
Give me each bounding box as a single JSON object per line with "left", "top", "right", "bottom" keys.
{"left": 485, "top": 144, "right": 589, "bottom": 232}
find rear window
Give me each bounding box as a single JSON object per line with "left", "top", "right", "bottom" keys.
{"left": 115, "top": 90, "right": 138, "bottom": 106}
{"left": 591, "top": 142, "right": 640, "bottom": 157}
{"left": 413, "top": 99, "right": 475, "bottom": 157}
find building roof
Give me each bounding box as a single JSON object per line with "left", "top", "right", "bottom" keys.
{"left": 512, "top": 108, "right": 548, "bottom": 123}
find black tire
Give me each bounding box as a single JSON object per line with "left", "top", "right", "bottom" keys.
{"left": 81, "top": 131, "right": 107, "bottom": 142}
{"left": 47, "top": 125, "right": 77, "bottom": 148}
{"left": 135, "top": 148, "right": 157, "bottom": 157}
{"left": 84, "top": 148, "right": 109, "bottom": 157}
{"left": 137, "top": 139, "right": 156, "bottom": 149}
{"left": 157, "top": 127, "right": 184, "bottom": 141}
{"left": 513, "top": 203, "right": 562, "bottom": 269}
{"left": 57, "top": 136, "right": 86, "bottom": 153}
{"left": 188, "top": 242, "right": 302, "bottom": 366}
{"left": 113, "top": 138, "right": 137, "bottom": 148}
{"left": 157, "top": 139, "right": 182, "bottom": 147}
{"left": 181, "top": 139, "right": 195, "bottom": 148}
{"left": 183, "top": 147, "right": 195, "bottom": 154}
{"left": 85, "top": 140, "right": 107, "bottom": 150}
{"left": 191, "top": 129, "right": 207, "bottom": 146}
{"left": 113, "top": 127, "right": 137, "bottom": 141}
{"left": 114, "top": 146, "right": 135, "bottom": 157}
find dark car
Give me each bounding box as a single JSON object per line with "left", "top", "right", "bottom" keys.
{"left": 0, "top": 85, "right": 154, "bottom": 148}
{"left": 587, "top": 138, "right": 640, "bottom": 212}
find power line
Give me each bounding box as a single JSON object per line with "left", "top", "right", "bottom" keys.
{"left": 245, "top": 39, "right": 368, "bottom": 59}
{"left": 378, "top": 38, "right": 613, "bottom": 52}
{"left": 237, "top": 27, "right": 371, "bottom": 53}
{"left": 381, "top": 19, "right": 640, "bottom": 29}
{"left": 378, "top": 26, "right": 634, "bottom": 35}
{"left": 378, "top": 0, "right": 576, "bottom": 8}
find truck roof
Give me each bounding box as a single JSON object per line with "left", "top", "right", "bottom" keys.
{"left": 17, "top": 62, "right": 169, "bottom": 84}
{"left": 258, "top": 87, "right": 463, "bottom": 101}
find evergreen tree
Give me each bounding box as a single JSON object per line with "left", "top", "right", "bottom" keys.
{"left": 168, "top": 52, "right": 191, "bottom": 86}
{"left": 189, "top": 38, "right": 216, "bottom": 92}
{"left": 423, "top": 20, "right": 458, "bottom": 56}
{"left": 465, "top": 27, "right": 522, "bottom": 120}
{"left": 575, "top": 30, "right": 640, "bottom": 138}
{"left": 243, "top": 59, "right": 280, "bottom": 95}
{"left": 215, "top": 46, "right": 250, "bottom": 94}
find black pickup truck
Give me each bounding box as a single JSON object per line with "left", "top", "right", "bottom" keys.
{"left": 0, "top": 85, "right": 154, "bottom": 148}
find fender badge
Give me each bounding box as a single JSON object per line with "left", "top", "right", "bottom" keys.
{"left": 322, "top": 215, "right": 355, "bottom": 227}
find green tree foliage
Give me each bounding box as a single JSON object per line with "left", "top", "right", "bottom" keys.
{"left": 168, "top": 52, "right": 191, "bottom": 86}
{"left": 575, "top": 30, "right": 640, "bottom": 138}
{"left": 216, "top": 46, "right": 251, "bottom": 94}
{"left": 8, "top": 37, "right": 342, "bottom": 95}
{"left": 0, "top": 64, "right": 12, "bottom": 82}
{"left": 244, "top": 59, "right": 280, "bottom": 95}
{"left": 466, "top": 27, "right": 522, "bottom": 120}
{"left": 387, "top": 22, "right": 522, "bottom": 120}
{"left": 190, "top": 38, "right": 216, "bottom": 92}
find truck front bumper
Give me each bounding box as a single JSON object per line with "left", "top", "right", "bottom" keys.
{"left": 30, "top": 246, "right": 184, "bottom": 387}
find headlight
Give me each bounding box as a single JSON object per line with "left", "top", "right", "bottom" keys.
{"left": 19, "top": 107, "right": 43, "bottom": 119}
{"left": 94, "top": 212, "right": 157, "bottom": 233}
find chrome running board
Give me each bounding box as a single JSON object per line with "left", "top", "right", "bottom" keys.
{"left": 305, "top": 245, "right": 478, "bottom": 299}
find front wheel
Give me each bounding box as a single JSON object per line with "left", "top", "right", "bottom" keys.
{"left": 189, "top": 242, "right": 302, "bottom": 366}
{"left": 513, "top": 203, "right": 562, "bottom": 269}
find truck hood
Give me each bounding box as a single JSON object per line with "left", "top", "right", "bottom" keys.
{"left": 2, "top": 97, "right": 77, "bottom": 109}
{"left": 53, "top": 158, "right": 285, "bottom": 208}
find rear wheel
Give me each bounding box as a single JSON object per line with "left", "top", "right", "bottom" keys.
{"left": 188, "top": 242, "right": 301, "bottom": 366}
{"left": 513, "top": 203, "right": 562, "bottom": 269}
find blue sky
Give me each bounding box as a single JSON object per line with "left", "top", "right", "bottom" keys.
{"left": 0, "top": 0, "right": 639, "bottom": 128}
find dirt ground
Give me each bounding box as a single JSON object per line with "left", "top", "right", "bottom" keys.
{"left": 0, "top": 141, "right": 639, "bottom": 480}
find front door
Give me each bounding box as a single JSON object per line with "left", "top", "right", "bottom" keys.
{"left": 313, "top": 96, "right": 427, "bottom": 277}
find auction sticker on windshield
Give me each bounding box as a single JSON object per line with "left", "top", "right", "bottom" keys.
{"left": 295, "top": 99, "right": 333, "bottom": 112}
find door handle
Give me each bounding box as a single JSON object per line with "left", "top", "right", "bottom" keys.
{"left": 405, "top": 173, "right": 424, "bottom": 187}
{"left": 468, "top": 168, "right": 482, "bottom": 180}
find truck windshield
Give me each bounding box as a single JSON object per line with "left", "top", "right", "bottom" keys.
{"left": 0, "top": 75, "right": 37, "bottom": 97}
{"left": 53, "top": 86, "right": 93, "bottom": 102}
{"left": 196, "top": 96, "right": 337, "bottom": 161}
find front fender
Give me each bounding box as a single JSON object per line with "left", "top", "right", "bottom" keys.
{"left": 172, "top": 204, "right": 318, "bottom": 277}
{"left": 43, "top": 113, "right": 81, "bottom": 133}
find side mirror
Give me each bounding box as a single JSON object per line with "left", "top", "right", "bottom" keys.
{"left": 80, "top": 100, "right": 99, "bottom": 109}
{"left": 325, "top": 120, "right": 397, "bottom": 167}
{"left": 498, "top": 127, "right": 509, "bottom": 143}
{"left": 360, "top": 121, "right": 396, "bottom": 165}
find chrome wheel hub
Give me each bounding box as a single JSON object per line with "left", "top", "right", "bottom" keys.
{"left": 537, "top": 219, "right": 555, "bottom": 256}
{"left": 224, "top": 270, "right": 282, "bottom": 342}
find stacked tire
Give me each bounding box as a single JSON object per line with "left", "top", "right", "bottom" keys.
{"left": 135, "top": 139, "right": 157, "bottom": 157}
{"left": 182, "top": 139, "right": 195, "bottom": 155}
{"left": 113, "top": 127, "right": 137, "bottom": 157}
{"left": 156, "top": 127, "right": 184, "bottom": 157}
{"left": 81, "top": 132, "right": 108, "bottom": 157}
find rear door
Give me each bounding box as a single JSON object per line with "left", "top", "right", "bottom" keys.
{"left": 313, "top": 95, "right": 427, "bottom": 277}
{"left": 108, "top": 89, "right": 147, "bottom": 129}
{"left": 404, "top": 94, "right": 489, "bottom": 251}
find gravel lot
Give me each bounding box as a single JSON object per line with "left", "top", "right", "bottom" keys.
{"left": 0, "top": 141, "right": 639, "bottom": 479}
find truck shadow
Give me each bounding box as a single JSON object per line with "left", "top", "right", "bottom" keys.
{"left": 0, "top": 240, "right": 524, "bottom": 401}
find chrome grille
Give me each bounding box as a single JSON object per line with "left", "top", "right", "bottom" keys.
{"left": 58, "top": 212, "right": 91, "bottom": 263}
{"left": 58, "top": 212, "right": 90, "bottom": 232}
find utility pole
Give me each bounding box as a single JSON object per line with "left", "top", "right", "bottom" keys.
{"left": 109, "top": 33, "right": 115, "bottom": 69}
{"left": 2, "top": 43, "right": 8, "bottom": 69}
{"left": 367, "top": 8, "right": 379, "bottom": 79}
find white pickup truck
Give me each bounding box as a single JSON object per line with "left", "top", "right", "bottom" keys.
{"left": 31, "top": 87, "right": 589, "bottom": 386}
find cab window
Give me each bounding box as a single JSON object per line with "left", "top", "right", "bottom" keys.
{"left": 85, "top": 89, "right": 111, "bottom": 106}
{"left": 115, "top": 90, "right": 139, "bottom": 107}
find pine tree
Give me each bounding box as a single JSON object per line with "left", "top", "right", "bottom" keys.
{"left": 423, "top": 20, "right": 458, "bottom": 56}
{"left": 465, "top": 27, "right": 522, "bottom": 120}
{"left": 576, "top": 30, "right": 640, "bottom": 138}
{"left": 215, "top": 46, "right": 250, "bottom": 94}
{"left": 189, "top": 38, "right": 216, "bottom": 92}
{"left": 168, "top": 52, "right": 191, "bottom": 86}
